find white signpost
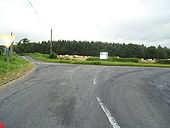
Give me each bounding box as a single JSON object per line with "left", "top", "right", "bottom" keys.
{"left": 100, "top": 52, "right": 108, "bottom": 60}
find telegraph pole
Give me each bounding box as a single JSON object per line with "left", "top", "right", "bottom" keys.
{"left": 50, "top": 29, "right": 52, "bottom": 54}
{"left": 10, "top": 32, "right": 13, "bottom": 57}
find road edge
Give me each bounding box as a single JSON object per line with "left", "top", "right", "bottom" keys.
{"left": 0, "top": 63, "right": 36, "bottom": 89}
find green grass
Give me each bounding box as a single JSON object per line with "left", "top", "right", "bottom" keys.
{"left": 0, "top": 55, "right": 35, "bottom": 84}
{"left": 0, "top": 55, "right": 28, "bottom": 75}
{"left": 28, "top": 53, "right": 170, "bottom": 68}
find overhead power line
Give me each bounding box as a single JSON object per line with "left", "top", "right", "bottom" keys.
{"left": 27, "top": 0, "right": 54, "bottom": 53}
{"left": 27, "top": 0, "right": 49, "bottom": 29}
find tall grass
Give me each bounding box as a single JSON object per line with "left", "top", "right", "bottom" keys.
{"left": 0, "top": 55, "right": 29, "bottom": 75}
{"left": 0, "top": 54, "right": 35, "bottom": 84}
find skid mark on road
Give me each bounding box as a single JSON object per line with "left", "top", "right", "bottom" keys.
{"left": 97, "top": 97, "right": 120, "bottom": 128}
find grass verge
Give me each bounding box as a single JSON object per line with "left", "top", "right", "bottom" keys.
{"left": 28, "top": 53, "right": 170, "bottom": 68}
{"left": 0, "top": 55, "right": 35, "bottom": 84}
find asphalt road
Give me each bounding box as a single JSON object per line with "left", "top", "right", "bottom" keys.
{"left": 0, "top": 56, "right": 170, "bottom": 128}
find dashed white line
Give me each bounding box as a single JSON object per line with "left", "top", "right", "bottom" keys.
{"left": 96, "top": 97, "right": 120, "bottom": 128}
{"left": 93, "top": 78, "right": 96, "bottom": 85}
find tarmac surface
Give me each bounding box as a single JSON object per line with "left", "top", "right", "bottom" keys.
{"left": 0, "top": 56, "right": 170, "bottom": 128}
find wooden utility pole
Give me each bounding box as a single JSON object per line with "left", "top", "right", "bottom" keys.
{"left": 50, "top": 29, "right": 52, "bottom": 54}
{"left": 10, "top": 32, "right": 13, "bottom": 57}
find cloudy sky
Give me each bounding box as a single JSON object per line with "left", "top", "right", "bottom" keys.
{"left": 0, "top": 0, "right": 170, "bottom": 47}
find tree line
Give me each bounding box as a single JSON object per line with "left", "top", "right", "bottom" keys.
{"left": 13, "top": 38, "right": 170, "bottom": 59}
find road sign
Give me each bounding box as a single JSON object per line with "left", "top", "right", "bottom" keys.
{"left": 0, "top": 35, "right": 16, "bottom": 48}
{"left": 100, "top": 52, "right": 108, "bottom": 59}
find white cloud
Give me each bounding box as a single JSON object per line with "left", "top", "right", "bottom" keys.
{"left": 0, "top": 0, "right": 170, "bottom": 47}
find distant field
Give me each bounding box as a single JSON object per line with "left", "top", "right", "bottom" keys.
{"left": 28, "top": 53, "right": 170, "bottom": 68}
{"left": 0, "top": 55, "right": 35, "bottom": 84}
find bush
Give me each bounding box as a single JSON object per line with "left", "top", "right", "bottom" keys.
{"left": 0, "top": 47, "right": 4, "bottom": 55}
{"left": 157, "top": 59, "right": 170, "bottom": 64}
{"left": 86, "top": 57, "right": 100, "bottom": 61}
{"left": 49, "top": 52, "right": 57, "bottom": 59}
{"left": 108, "top": 57, "right": 139, "bottom": 63}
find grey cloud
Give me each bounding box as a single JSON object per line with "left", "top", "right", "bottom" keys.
{"left": 100, "top": 0, "right": 170, "bottom": 47}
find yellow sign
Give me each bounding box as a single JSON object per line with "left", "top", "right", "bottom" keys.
{"left": 0, "top": 35, "right": 16, "bottom": 48}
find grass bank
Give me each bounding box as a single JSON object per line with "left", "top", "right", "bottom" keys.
{"left": 0, "top": 55, "right": 35, "bottom": 84}
{"left": 28, "top": 53, "right": 170, "bottom": 68}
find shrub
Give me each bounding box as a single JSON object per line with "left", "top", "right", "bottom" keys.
{"left": 0, "top": 47, "right": 4, "bottom": 55}
{"left": 86, "top": 57, "right": 100, "bottom": 61}
{"left": 108, "top": 57, "right": 139, "bottom": 63}
{"left": 49, "top": 52, "right": 57, "bottom": 59}
{"left": 157, "top": 59, "right": 170, "bottom": 64}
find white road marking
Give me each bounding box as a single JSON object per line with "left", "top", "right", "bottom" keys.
{"left": 93, "top": 78, "right": 96, "bottom": 85}
{"left": 96, "top": 97, "right": 120, "bottom": 128}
